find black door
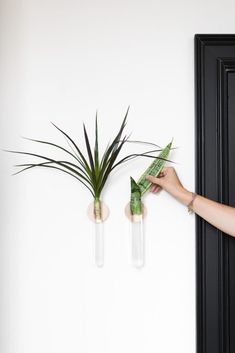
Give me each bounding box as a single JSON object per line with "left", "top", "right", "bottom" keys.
{"left": 195, "top": 34, "right": 235, "bottom": 353}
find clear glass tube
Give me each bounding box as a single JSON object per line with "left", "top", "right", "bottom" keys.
{"left": 94, "top": 221, "right": 104, "bottom": 267}
{"left": 131, "top": 215, "right": 144, "bottom": 268}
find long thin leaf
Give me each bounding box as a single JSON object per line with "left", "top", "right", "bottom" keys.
{"left": 14, "top": 160, "right": 93, "bottom": 186}
{"left": 63, "top": 136, "right": 82, "bottom": 161}
{"left": 137, "top": 140, "right": 173, "bottom": 195}
{"left": 123, "top": 139, "right": 162, "bottom": 148}
{"left": 51, "top": 122, "right": 92, "bottom": 177}
{"left": 98, "top": 109, "right": 129, "bottom": 189}
{"left": 99, "top": 107, "right": 129, "bottom": 172}
{"left": 111, "top": 148, "right": 174, "bottom": 170}
{"left": 83, "top": 123, "right": 95, "bottom": 172}
{"left": 94, "top": 112, "right": 99, "bottom": 173}
{"left": 5, "top": 150, "right": 92, "bottom": 185}
{"left": 97, "top": 135, "right": 129, "bottom": 195}
{"left": 13, "top": 163, "right": 95, "bottom": 196}
{"left": 117, "top": 139, "right": 178, "bottom": 150}
{"left": 21, "top": 136, "right": 90, "bottom": 178}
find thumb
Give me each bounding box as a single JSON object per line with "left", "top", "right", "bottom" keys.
{"left": 146, "top": 175, "right": 164, "bottom": 186}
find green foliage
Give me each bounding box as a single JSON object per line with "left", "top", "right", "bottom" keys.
{"left": 130, "top": 177, "right": 142, "bottom": 215}
{"left": 137, "top": 140, "right": 173, "bottom": 196}
{"left": 130, "top": 140, "right": 173, "bottom": 216}
{"left": 6, "top": 108, "right": 171, "bottom": 203}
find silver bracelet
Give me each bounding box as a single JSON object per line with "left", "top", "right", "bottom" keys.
{"left": 187, "top": 192, "right": 197, "bottom": 214}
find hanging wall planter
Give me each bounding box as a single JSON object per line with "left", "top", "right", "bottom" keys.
{"left": 87, "top": 200, "right": 109, "bottom": 267}
{"left": 125, "top": 199, "right": 147, "bottom": 268}
{"left": 126, "top": 141, "right": 173, "bottom": 268}
{"left": 5, "top": 107, "right": 169, "bottom": 267}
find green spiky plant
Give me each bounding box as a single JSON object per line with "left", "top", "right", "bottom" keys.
{"left": 130, "top": 140, "right": 173, "bottom": 217}
{"left": 129, "top": 140, "right": 173, "bottom": 268}
{"left": 6, "top": 108, "right": 167, "bottom": 223}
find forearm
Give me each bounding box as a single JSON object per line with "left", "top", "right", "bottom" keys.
{"left": 174, "top": 187, "right": 235, "bottom": 237}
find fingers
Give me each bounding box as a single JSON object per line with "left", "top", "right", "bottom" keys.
{"left": 150, "top": 185, "right": 161, "bottom": 194}
{"left": 161, "top": 166, "right": 173, "bottom": 176}
{"left": 146, "top": 166, "right": 172, "bottom": 183}
{"left": 159, "top": 167, "right": 170, "bottom": 176}
{"left": 146, "top": 175, "right": 160, "bottom": 184}
{"left": 150, "top": 184, "right": 157, "bottom": 192}
{"left": 146, "top": 167, "right": 175, "bottom": 191}
{"left": 146, "top": 174, "right": 164, "bottom": 186}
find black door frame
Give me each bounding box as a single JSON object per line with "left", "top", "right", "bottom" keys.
{"left": 195, "top": 34, "right": 235, "bottom": 353}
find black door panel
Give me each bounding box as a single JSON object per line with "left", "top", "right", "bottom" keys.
{"left": 195, "top": 34, "right": 235, "bottom": 353}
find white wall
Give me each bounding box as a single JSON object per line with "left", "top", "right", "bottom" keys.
{"left": 1, "top": 0, "right": 235, "bottom": 352}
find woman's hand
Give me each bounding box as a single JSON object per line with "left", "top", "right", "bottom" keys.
{"left": 146, "top": 167, "right": 192, "bottom": 206}
{"left": 146, "top": 167, "right": 235, "bottom": 237}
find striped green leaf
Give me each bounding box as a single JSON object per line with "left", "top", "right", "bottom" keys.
{"left": 137, "top": 140, "right": 173, "bottom": 196}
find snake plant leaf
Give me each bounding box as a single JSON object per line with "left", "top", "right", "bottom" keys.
{"left": 137, "top": 140, "right": 173, "bottom": 196}
{"left": 129, "top": 140, "right": 173, "bottom": 216}
{"left": 130, "top": 177, "right": 142, "bottom": 215}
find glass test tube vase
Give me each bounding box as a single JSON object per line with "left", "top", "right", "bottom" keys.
{"left": 88, "top": 200, "right": 109, "bottom": 267}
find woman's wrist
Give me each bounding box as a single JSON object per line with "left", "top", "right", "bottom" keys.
{"left": 173, "top": 187, "right": 193, "bottom": 206}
